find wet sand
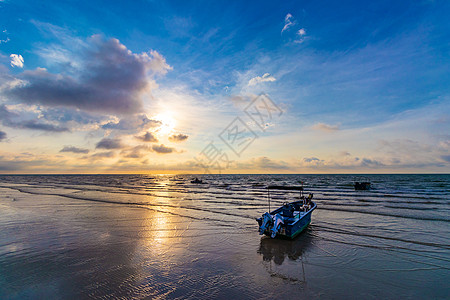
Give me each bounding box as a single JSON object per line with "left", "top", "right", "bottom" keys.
{"left": 0, "top": 174, "right": 449, "bottom": 299}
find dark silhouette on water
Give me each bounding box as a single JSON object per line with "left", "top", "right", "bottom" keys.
{"left": 190, "top": 177, "right": 204, "bottom": 184}
{"left": 354, "top": 181, "right": 371, "bottom": 190}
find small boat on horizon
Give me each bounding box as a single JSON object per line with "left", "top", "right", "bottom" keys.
{"left": 354, "top": 182, "right": 371, "bottom": 190}
{"left": 256, "top": 185, "right": 317, "bottom": 239}
{"left": 190, "top": 177, "right": 205, "bottom": 184}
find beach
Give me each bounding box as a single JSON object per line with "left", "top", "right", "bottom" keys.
{"left": 0, "top": 174, "right": 449, "bottom": 299}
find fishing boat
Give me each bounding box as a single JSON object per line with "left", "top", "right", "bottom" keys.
{"left": 354, "top": 182, "right": 371, "bottom": 190}
{"left": 256, "top": 185, "right": 317, "bottom": 239}
{"left": 190, "top": 177, "right": 204, "bottom": 184}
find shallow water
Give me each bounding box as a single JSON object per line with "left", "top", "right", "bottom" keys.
{"left": 0, "top": 174, "right": 449, "bottom": 299}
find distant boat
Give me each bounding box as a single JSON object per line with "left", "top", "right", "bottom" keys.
{"left": 354, "top": 182, "right": 371, "bottom": 190}
{"left": 256, "top": 185, "right": 317, "bottom": 239}
{"left": 190, "top": 178, "right": 204, "bottom": 184}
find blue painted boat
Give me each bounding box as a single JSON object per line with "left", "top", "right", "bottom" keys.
{"left": 256, "top": 185, "right": 317, "bottom": 239}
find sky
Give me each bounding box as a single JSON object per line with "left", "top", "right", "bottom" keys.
{"left": 0, "top": 0, "right": 449, "bottom": 174}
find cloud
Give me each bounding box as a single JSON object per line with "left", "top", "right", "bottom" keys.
{"left": 294, "top": 28, "right": 308, "bottom": 44}
{"left": 4, "top": 35, "right": 172, "bottom": 114}
{"left": 280, "top": 13, "right": 307, "bottom": 43}
{"left": 0, "top": 104, "right": 69, "bottom": 132}
{"left": 10, "top": 54, "right": 24, "bottom": 68}
{"left": 89, "top": 151, "right": 115, "bottom": 159}
{"left": 248, "top": 73, "right": 276, "bottom": 86}
{"left": 299, "top": 155, "right": 386, "bottom": 169}
{"left": 303, "top": 157, "right": 320, "bottom": 163}
{"left": 243, "top": 156, "right": 290, "bottom": 170}
{"left": 102, "top": 114, "right": 161, "bottom": 131}
{"left": 0, "top": 154, "right": 51, "bottom": 172}
{"left": 0, "top": 160, "right": 24, "bottom": 171}
{"left": 303, "top": 157, "right": 323, "bottom": 163}
{"left": 37, "top": 106, "right": 110, "bottom": 130}
{"left": 20, "top": 120, "right": 69, "bottom": 132}
{"left": 60, "top": 146, "right": 89, "bottom": 154}
{"left": 230, "top": 95, "right": 249, "bottom": 105}
{"left": 281, "top": 13, "right": 295, "bottom": 33}
{"left": 152, "top": 144, "right": 174, "bottom": 154}
{"left": 360, "top": 158, "right": 384, "bottom": 167}
{"left": 441, "top": 155, "right": 450, "bottom": 162}
{"left": 135, "top": 131, "right": 158, "bottom": 142}
{"left": 0, "top": 130, "right": 6, "bottom": 141}
{"left": 311, "top": 122, "right": 340, "bottom": 132}
{"left": 0, "top": 30, "right": 9, "bottom": 44}
{"left": 121, "top": 145, "right": 152, "bottom": 158}
{"left": 168, "top": 133, "right": 189, "bottom": 142}
{"left": 95, "top": 138, "right": 124, "bottom": 149}
{"left": 339, "top": 151, "right": 351, "bottom": 156}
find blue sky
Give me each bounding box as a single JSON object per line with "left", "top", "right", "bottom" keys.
{"left": 0, "top": 0, "right": 449, "bottom": 173}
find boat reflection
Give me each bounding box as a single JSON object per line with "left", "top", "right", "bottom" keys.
{"left": 258, "top": 230, "right": 314, "bottom": 283}
{"left": 258, "top": 229, "right": 314, "bottom": 265}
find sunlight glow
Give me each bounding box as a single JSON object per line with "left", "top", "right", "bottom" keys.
{"left": 154, "top": 112, "right": 176, "bottom": 136}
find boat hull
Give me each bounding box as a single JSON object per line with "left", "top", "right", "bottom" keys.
{"left": 257, "top": 201, "right": 316, "bottom": 239}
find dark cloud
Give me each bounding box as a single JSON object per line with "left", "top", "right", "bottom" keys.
{"left": 0, "top": 105, "right": 17, "bottom": 120}
{"left": 360, "top": 158, "right": 384, "bottom": 167}
{"left": 19, "top": 120, "right": 69, "bottom": 132}
{"left": 4, "top": 36, "right": 171, "bottom": 115}
{"left": 152, "top": 144, "right": 174, "bottom": 154}
{"left": 441, "top": 155, "right": 450, "bottom": 163}
{"left": 135, "top": 132, "right": 158, "bottom": 142}
{"left": 60, "top": 146, "right": 89, "bottom": 154}
{"left": 0, "top": 131, "right": 6, "bottom": 141}
{"left": 102, "top": 115, "right": 161, "bottom": 130}
{"left": 169, "top": 133, "right": 189, "bottom": 142}
{"left": 88, "top": 151, "right": 116, "bottom": 159}
{"left": 122, "top": 145, "right": 152, "bottom": 158}
{"left": 0, "top": 105, "right": 69, "bottom": 132}
{"left": 95, "top": 138, "right": 124, "bottom": 149}
{"left": 0, "top": 156, "right": 34, "bottom": 171}
{"left": 0, "top": 160, "right": 23, "bottom": 171}
{"left": 303, "top": 157, "right": 322, "bottom": 163}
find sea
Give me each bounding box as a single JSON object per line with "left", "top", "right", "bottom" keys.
{"left": 0, "top": 174, "right": 449, "bottom": 299}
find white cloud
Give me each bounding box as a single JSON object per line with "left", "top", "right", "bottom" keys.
{"left": 1, "top": 29, "right": 9, "bottom": 44}
{"left": 147, "top": 50, "right": 173, "bottom": 75}
{"left": 248, "top": 73, "right": 276, "bottom": 86}
{"left": 281, "top": 13, "right": 295, "bottom": 33}
{"left": 294, "top": 28, "right": 307, "bottom": 44}
{"left": 10, "top": 54, "right": 24, "bottom": 68}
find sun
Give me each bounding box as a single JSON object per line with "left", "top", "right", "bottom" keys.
{"left": 154, "top": 112, "right": 176, "bottom": 136}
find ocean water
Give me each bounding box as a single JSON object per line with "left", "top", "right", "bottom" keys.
{"left": 0, "top": 174, "right": 448, "bottom": 299}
